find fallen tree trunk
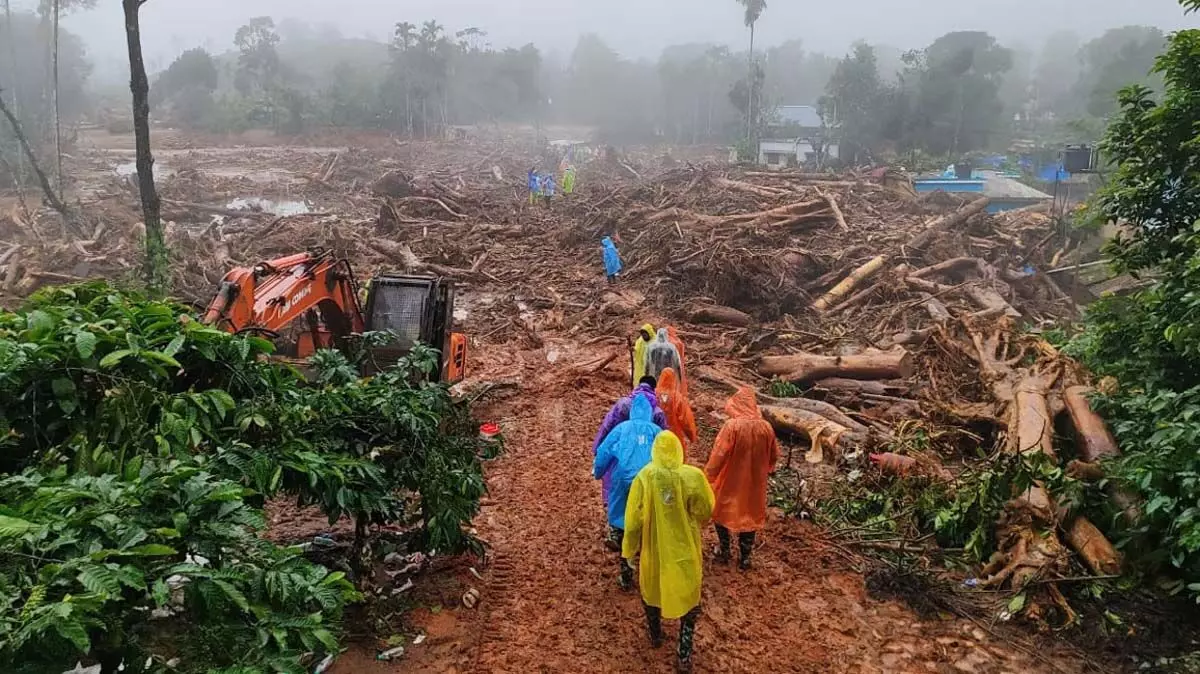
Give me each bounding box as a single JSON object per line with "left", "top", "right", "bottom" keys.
{"left": 966, "top": 284, "right": 1021, "bottom": 319}
{"left": 908, "top": 197, "right": 992, "bottom": 251}
{"left": 690, "top": 305, "right": 753, "bottom": 327}
{"left": 1063, "top": 386, "right": 1119, "bottom": 462}
{"left": 1063, "top": 386, "right": 1142, "bottom": 525}
{"left": 761, "top": 405, "right": 863, "bottom": 463}
{"left": 760, "top": 349, "right": 913, "bottom": 383}
{"left": 368, "top": 238, "right": 476, "bottom": 279}
{"left": 1063, "top": 516, "right": 1122, "bottom": 576}
{"left": 813, "top": 378, "right": 907, "bottom": 396}
{"left": 813, "top": 255, "right": 887, "bottom": 311}
{"left": 1007, "top": 371, "right": 1057, "bottom": 458}
{"left": 772, "top": 397, "right": 868, "bottom": 433}
{"left": 713, "top": 177, "right": 789, "bottom": 198}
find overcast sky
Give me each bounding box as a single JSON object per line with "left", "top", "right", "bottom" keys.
{"left": 12, "top": 0, "right": 1199, "bottom": 83}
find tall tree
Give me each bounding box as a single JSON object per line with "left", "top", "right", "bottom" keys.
{"left": 735, "top": 0, "right": 766, "bottom": 141}
{"left": 38, "top": 0, "right": 93, "bottom": 198}
{"left": 821, "top": 43, "right": 886, "bottom": 163}
{"left": 898, "top": 32, "right": 1013, "bottom": 156}
{"left": 2, "top": 0, "right": 22, "bottom": 191}
{"left": 1076, "top": 26, "right": 1166, "bottom": 118}
{"left": 122, "top": 0, "right": 166, "bottom": 291}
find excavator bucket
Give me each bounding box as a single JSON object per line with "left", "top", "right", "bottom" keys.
{"left": 363, "top": 275, "right": 465, "bottom": 382}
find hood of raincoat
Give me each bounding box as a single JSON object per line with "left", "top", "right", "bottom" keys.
{"left": 725, "top": 387, "right": 761, "bottom": 420}
{"left": 657, "top": 368, "right": 680, "bottom": 403}
{"left": 630, "top": 392, "right": 653, "bottom": 423}
{"left": 655, "top": 328, "right": 670, "bottom": 343}
{"left": 640, "top": 323, "right": 655, "bottom": 339}
{"left": 651, "top": 430, "right": 684, "bottom": 469}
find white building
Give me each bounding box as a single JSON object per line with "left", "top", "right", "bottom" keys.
{"left": 757, "top": 139, "right": 839, "bottom": 169}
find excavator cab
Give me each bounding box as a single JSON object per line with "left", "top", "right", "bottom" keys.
{"left": 202, "top": 250, "right": 466, "bottom": 384}
{"left": 362, "top": 275, "right": 467, "bottom": 383}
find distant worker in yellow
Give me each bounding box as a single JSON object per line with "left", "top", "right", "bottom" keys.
{"left": 563, "top": 165, "right": 577, "bottom": 195}
{"left": 629, "top": 323, "right": 655, "bottom": 387}
{"left": 623, "top": 431, "right": 714, "bottom": 672}
{"left": 705, "top": 387, "right": 779, "bottom": 571}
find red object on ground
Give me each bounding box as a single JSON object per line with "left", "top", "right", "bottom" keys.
{"left": 479, "top": 422, "right": 501, "bottom": 440}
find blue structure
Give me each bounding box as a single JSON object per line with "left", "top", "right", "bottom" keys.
{"left": 914, "top": 171, "right": 1051, "bottom": 213}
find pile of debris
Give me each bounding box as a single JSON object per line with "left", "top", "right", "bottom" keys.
{"left": 0, "top": 144, "right": 1125, "bottom": 619}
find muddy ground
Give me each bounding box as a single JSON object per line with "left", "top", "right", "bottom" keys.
{"left": 46, "top": 127, "right": 1127, "bottom": 673}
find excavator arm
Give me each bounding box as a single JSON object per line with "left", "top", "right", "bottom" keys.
{"left": 203, "top": 250, "right": 365, "bottom": 355}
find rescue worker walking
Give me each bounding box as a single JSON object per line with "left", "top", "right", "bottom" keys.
{"left": 594, "top": 394, "right": 660, "bottom": 590}
{"left": 623, "top": 431, "right": 714, "bottom": 672}
{"left": 563, "top": 165, "right": 577, "bottom": 194}
{"left": 629, "top": 323, "right": 655, "bottom": 387}
{"left": 656, "top": 368, "right": 697, "bottom": 452}
{"left": 602, "top": 237, "right": 622, "bottom": 283}
{"left": 592, "top": 376, "right": 668, "bottom": 511}
{"left": 704, "top": 387, "right": 780, "bottom": 571}
{"left": 645, "top": 328, "right": 683, "bottom": 382}
{"left": 527, "top": 167, "right": 540, "bottom": 204}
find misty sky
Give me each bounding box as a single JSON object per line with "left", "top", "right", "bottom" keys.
{"left": 11, "top": 0, "right": 1200, "bottom": 84}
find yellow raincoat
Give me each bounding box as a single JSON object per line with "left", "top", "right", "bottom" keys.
{"left": 631, "top": 323, "right": 655, "bottom": 387}
{"left": 623, "top": 431, "right": 714, "bottom": 619}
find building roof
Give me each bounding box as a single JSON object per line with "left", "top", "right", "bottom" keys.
{"left": 980, "top": 172, "right": 1052, "bottom": 200}
{"left": 774, "top": 105, "right": 823, "bottom": 128}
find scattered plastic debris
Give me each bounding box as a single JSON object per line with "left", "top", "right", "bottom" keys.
{"left": 377, "top": 645, "right": 405, "bottom": 661}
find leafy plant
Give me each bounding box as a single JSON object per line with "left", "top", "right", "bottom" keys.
{"left": 1066, "top": 17, "right": 1200, "bottom": 599}
{"left": 0, "top": 283, "right": 488, "bottom": 671}
{"left": 0, "top": 463, "right": 355, "bottom": 673}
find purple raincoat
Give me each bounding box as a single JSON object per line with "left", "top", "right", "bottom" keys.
{"left": 592, "top": 384, "right": 668, "bottom": 502}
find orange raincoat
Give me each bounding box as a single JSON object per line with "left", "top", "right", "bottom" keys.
{"left": 705, "top": 387, "right": 780, "bottom": 534}
{"left": 656, "top": 368, "right": 697, "bottom": 450}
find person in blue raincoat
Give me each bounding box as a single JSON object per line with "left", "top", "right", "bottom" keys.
{"left": 601, "top": 237, "right": 622, "bottom": 282}
{"left": 527, "top": 167, "right": 540, "bottom": 204}
{"left": 593, "top": 393, "right": 660, "bottom": 590}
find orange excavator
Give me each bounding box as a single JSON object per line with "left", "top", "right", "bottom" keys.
{"left": 203, "top": 250, "right": 467, "bottom": 382}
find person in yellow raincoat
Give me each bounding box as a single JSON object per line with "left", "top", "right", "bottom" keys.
{"left": 623, "top": 431, "right": 714, "bottom": 672}
{"left": 705, "top": 387, "right": 779, "bottom": 571}
{"left": 629, "top": 323, "right": 655, "bottom": 388}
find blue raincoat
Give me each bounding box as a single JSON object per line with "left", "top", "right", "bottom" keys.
{"left": 602, "top": 237, "right": 622, "bottom": 277}
{"left": 593, "top": 394, "right": 660, "bottom": 528}
{"left": 527, "top": 168, "right": 540, "bottom": 195}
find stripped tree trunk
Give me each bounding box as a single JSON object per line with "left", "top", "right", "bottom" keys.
{"left": 123, "top": 0, "right": 168, "bottom": 292}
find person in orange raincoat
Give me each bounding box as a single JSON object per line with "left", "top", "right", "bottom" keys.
{"left": 704, "top": 387, "right": 779, "bottom": 570}
{"left": 655, "top": 368, "right": 697, "bottom": 451}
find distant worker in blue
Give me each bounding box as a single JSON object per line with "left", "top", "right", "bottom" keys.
{"left": 602, "top": 237, "right": 622, "bottom": 283}
{"left": 527, "top": 167, "right": 540, "bottom": 204}
{"left": 541, "top": 173, "right": 557, "bottom": 205}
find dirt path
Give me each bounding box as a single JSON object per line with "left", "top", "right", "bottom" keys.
{"left": 344, "top": 336, "right": 1097, "bottom": 674}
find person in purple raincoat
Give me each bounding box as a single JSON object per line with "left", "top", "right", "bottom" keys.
{"left": 592, "top": 376, "right": 668, "bottom": 540}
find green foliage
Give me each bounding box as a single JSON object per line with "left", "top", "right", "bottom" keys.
{"left": 821, "top": 43, "right": 887, "bottom": 162}
{"left": 820, "top": 429, "right": 1078, "bottom": 565}
{"left": 0, "top": 463, "right": 356, "bottom": 672}
{"left": 0, "top": 283, "right": 487, "bottom": 670}
{"left": 767, "top": 378, "right": 801, "bottom": 398}
{"left": 1067, "top": 22, "right": 1200, "bottom": 598}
